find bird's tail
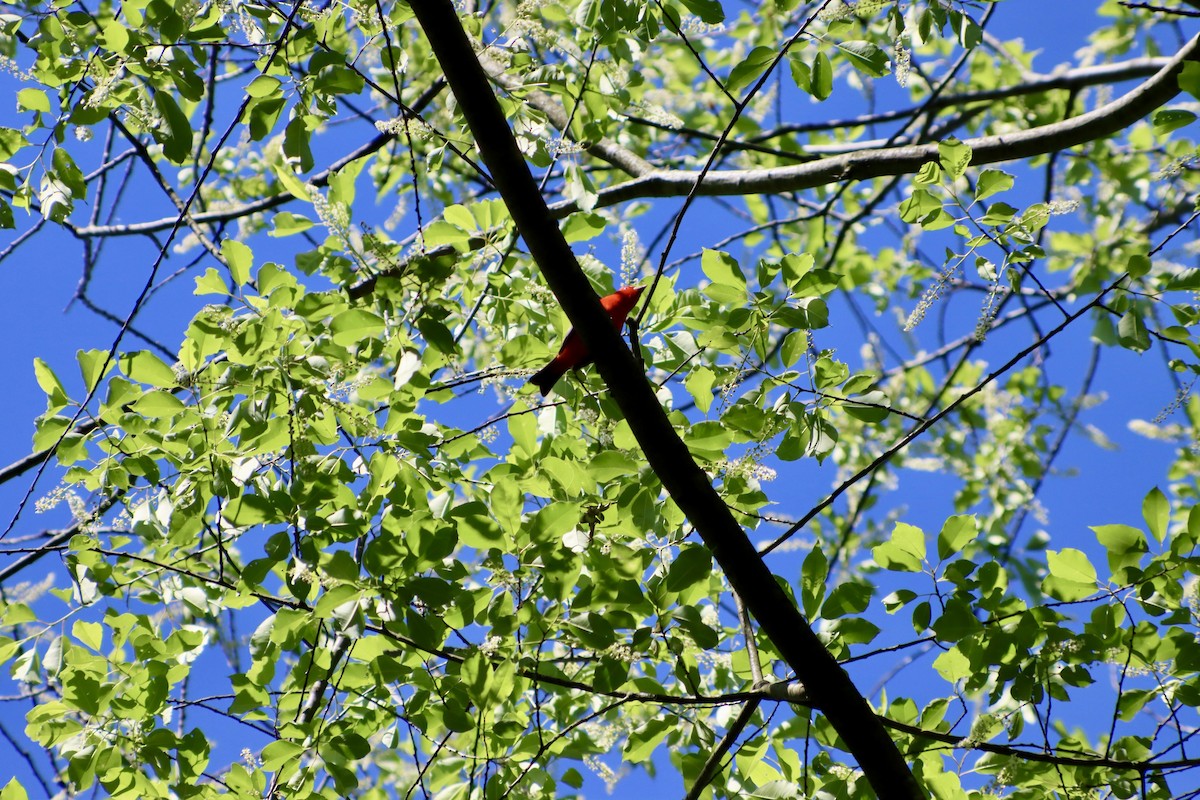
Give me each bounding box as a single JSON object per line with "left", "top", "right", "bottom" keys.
{"left": 529, "top": 359, "right": 568, "bottom": 396}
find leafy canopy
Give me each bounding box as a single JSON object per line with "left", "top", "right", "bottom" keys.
{"left": 2, "top": 1, "right": 1200, "bottom": 799}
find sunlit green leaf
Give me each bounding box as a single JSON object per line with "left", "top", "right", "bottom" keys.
{"left": 873, "top": 522, "right": 926, "bottom": 572}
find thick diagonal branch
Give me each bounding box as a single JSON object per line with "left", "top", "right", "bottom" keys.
{"left": 405, "top": 1, "right": 923, "bottom": 797}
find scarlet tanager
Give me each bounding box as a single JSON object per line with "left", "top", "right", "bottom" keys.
{"left": 529, "top": 285, "right": 645, "bottom": 396}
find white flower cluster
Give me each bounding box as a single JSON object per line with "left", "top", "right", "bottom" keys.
{"left": 630, "top": 99, "right": 684, "bottom": 130}
{"left": 974, "top": 277, "right": 1004, "bottom": 342}
{"left": 1153, "top": 375, "right": 1196, "bottom": 424}
{"left": 893, "top": 41, "right": 911, "bottom": 88}
{"left": 620, "top": 227, "right": 643, "bottom": 284}
{"left": 904, "top": 263, "right": 959, "bottom": 332}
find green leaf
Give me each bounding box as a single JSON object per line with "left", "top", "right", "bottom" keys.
{"left": 979, "top": 203, "right": 1016, "bottom": 227}
{"left": 1117, "top": 311, "right": 1150, "bottom": 352}
{"left": 314, "top": 64, "right": 365, "bottom": 96}
{"left": 315, "top": 584, "right": 361, "bottom": 618}
{"left": 684, "top": 366, "right": 715, "bottom": 414}
{"left": 788, "top": 54, "right": 811, "bottom": 93}
{"left": 625, "top": 717, "right": 671, "bottom": 762}
{"left": 328, "top": 154, "right": 364, "bottom": 211}
{"left": 330, "top": 308, "right": 385, "bottom": 347}
{"left": 776, "top": 296, "right": 828, "bottom": 330}
{"left": 827, "top": 617, "right": 880, "bottom": 647}
{"left": 51, "top": 148, "right": 85, "bottom": 198}
{"left": 587, "top": 451, "right": 636, "bottom": 482}
{"left": 223, "top": 494, "right": 277, "bottom": 526}
{"left": 813, "top": 355, "right": 848, "bottom": 390}
{"left": 838, "top": 40, "right": 889, "bottom": 77}
{"left": 272, "top": 162, "right": 312, "bottom": 201}
{"left": 666, "top": 545, "right": 712, "bottom": 592}
{"left": 672, "top": 605, "right": 718, "bottom": 648}
{"left": 270, "top": 211, "right": 314, "bottom": 237}
{"left": 780, "top": 330, "right": 807, "bottom": 367}
{"left": 685, "top": 420, "right": 732, "bottom": 460}
{"left": 442, "top": 699, "right": 475, "bottom": 732}
{"left": 883, "top": 589, "right": 916, "bottom": 613}
{"left": 1180, "top": 61, "right": 1200, "bottom": 101}
{"left": 282, "top": 114, "right": 314, "bottom": 172}
{"left": 810, "top": 51, "right": 833, "bottom": 101}
{"left": 153, "top": 91, "right": 193, "bottom": 165}
{"left": 1094, "top": 524, "right": 1148, "bottom": 557}
{"left": 423, "top": 220, "right": 470, "bottom": 248}
{"left": 38, "top": 176, "right": 71, "bottom": 222}
{"left": 1127, "top": 254, "right": 1152, "bottom": 278}
{"left": 451, "top": 501, "right": 503, "bottom": 549}
{"left": 562, "top": 212, "right": 606, "bottom": 242}
{"left": 459, "top": 650, "right": 492, "bottom": 704}
{"left": 1153, "top": 108, "right": 1196, "bottom": 136}
{"left": 1141, "top": 486, "right": 1169, "bottom": 543}
{"left": 1047, "top": 548, "right": 1097, "bottom": 583}
{"left": 952, "top": 9, "right": 981, "bottom": 48}
{"left": 932, "top": 647, "right": 970, "bottom": 682}
{"left": 246, "top": 75, "right": 281, "bottom": 98}
{"left": 17, "top": 87, "right": 50, "bottom": 113}
{"left": 900, "top": 187, "right": 942, "bottom": 223}
{"left": 974, "top": 169, "right": 1013, "bottom": 201}
{"left": 247, "top": 95, "right": 286, "bottom": 141}
{"left": 780, "top": 252, "right": 815, "bottom": 293}
{"left": 873, "top": 522, "right": 926, "bottom": 572}
{"left": 130, "top": 389, "right": 185, "bottom": 418}
{"left": 418, "top": 318, "right": 457, "bottom": 355}
{"left": 564, "top": 161, "right": 597, "bottom": 212}
{"left": 260, "top": 739, "right": 304, "bottom": 771}
{"left": 727, "top": 46, "right": 775, "bottom": 94}
{"left": 443, "top": 203, "right": 476, "bottom": 232}
{"left": 72, "top": 620, "right": 102, "bottom": 650}
{"left": 33, "top": 358, "right": 69, "bottom": 409}
{"left": 936, "top": 515, "right": 976, "bottom": 561}
{"left": 1, "top": 777, "right": 29, "bottom": 800}
{"left": 701, "top": 248, "right": 746, "bottom": 291}
{"left": 76, "top": 348, "right": 111, "bottom": 391}
{"left": 914, "top": 161, "right": 942, "bottom": 185}
{"left": 530, "top": 501, "right": 579, "bottom": 543}
{"left": 842, "top": 390, "right": 890, "bottom": 423}
{"left": 118, "top": 351, "right": 177, "bottom": 388}
{"left": 0, "top": 127, "right": 29, "bottom": 160}
{"left": 222, "top": 239, "right": 253, "bottom": 286}
{"left": 3, "top": 604, "right": 35, "bottom": 626}
{"left": 1042, "top": 548, "right": 1097, "bottom": 601}
{"left": 32, "top": 414, "right": 70, "bottom": 452}
{"left": 194, "top": 267, "right": 230, "bottom": 296}
{"left": 821, "top": 581, "right": 871, "bottom": 618}
{"left": 791, "top": 268, "right": 840, "bottom": 299}
{"left": 678, "top": 0, "right": 724, "bottom": 23}
{"left": 931, "top": 598, "right": 982, "bottom": 641}
{"left": 801, "top": 545, "right": 828, "bottom": 618}
{"left": 938, "top": 138, "right": 972, "bottom": 180}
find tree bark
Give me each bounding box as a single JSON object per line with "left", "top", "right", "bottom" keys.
{"left": 406, "top": 0, "right": 927, "bottom": 797}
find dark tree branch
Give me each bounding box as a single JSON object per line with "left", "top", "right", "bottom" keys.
{"left": 403, "top": 0, "right": 924, "bottom": 797}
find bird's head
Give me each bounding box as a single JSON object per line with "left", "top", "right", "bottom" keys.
{"left": 618, "top": 285, "right": 645, "bottom": 303}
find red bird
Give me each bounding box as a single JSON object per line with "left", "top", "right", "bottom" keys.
{"left": 529, "top": 285, "right": 645, "bottom": 396}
